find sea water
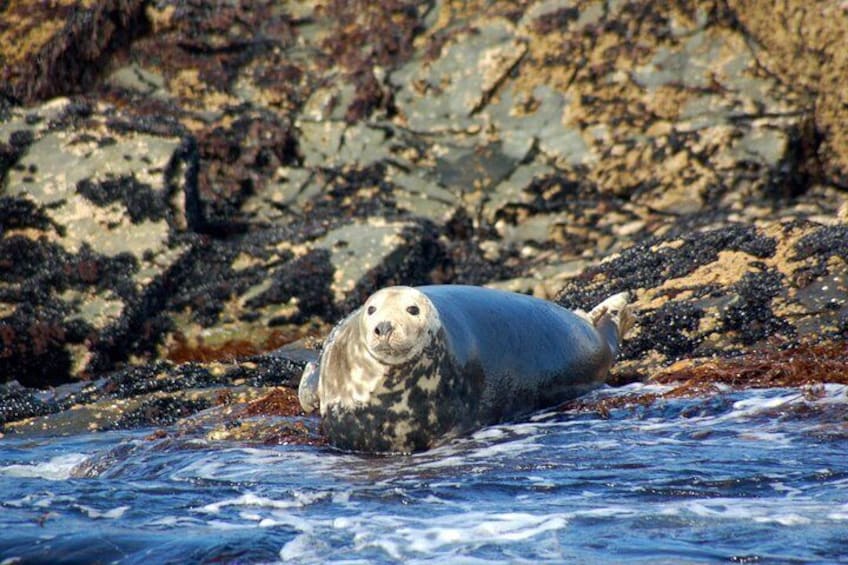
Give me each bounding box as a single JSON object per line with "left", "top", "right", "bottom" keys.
{"left": 1, "top": 384, "right": 847, "bottom": 563}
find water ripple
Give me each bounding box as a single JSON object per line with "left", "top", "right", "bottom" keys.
{"left": 1, "top": 386, "right": 847, "bottom": 563}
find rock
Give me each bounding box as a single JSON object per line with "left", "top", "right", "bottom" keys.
{"left": 728, "top": 1, "right": 848, "bottom": 188}
{"left": 390, "top": 167, "right": 463, "bottom": 223}
{"left": 0, "top": 99, "right": 198, "bottom": 385}
{"left": 484, "top": 84, "right": 588, "bottom": 166}
{"left": 0, "top": 0, "right": 146, "bottom": 103}
{"left": 556, "top": 220, "right": 848, "bottom": 378}
{"left": 155, "top": 217, "right": 443, "bottom": 362}
{"left": 392, "top": 17, "right": 527, "bottom": 133}
{"left": 2, "top": 348, "right": 307, "bottom": 433}
{"left": 0, "top": 381, "right": 54, "bottom": 428}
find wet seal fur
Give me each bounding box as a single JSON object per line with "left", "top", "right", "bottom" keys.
{"left": 299, "top": 285, "right": 634, "bottom": 454}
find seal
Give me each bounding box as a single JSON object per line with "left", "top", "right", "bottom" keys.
{"left": 299, "top": 285, "right": 633, "bottom": 454}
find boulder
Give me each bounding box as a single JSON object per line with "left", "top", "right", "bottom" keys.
{"left": 0, "top": 99, "right": 198, "bottom": 385}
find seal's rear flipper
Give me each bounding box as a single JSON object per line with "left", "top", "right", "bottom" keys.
{"left": 586, "top": 291, "right": 634, "bottom": 359}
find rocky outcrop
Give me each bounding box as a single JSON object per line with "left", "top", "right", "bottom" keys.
{"left": 1, "top": 0, "right": 847, "bottom": 433}
{"left": 1, "top": 345, "right": 307, "bottom": 430}
{"left": 557, "top": 220, "right": 848, "bottom": 379}
{"left": 728, "top": 1, "right": 848, "bottom": 188}
{"left": 0, "top": 99, "right": 198, "bottom": 386}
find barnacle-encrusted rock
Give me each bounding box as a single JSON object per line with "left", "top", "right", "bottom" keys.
{"left": 557, "top": 220, "right": 848, "bottom": 378}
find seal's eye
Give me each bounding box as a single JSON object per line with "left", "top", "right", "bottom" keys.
{"left": 367, "top": 306, "right": 376, "bottom": 315}
{"left": 406, "top": 305, "right": 420, "bottom": 316}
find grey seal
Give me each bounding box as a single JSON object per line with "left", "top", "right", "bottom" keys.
{"left": 299, "top": 285, "right": 633, "bottom": 453}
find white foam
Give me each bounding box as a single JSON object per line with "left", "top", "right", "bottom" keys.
{"left": 753, "top": 513, "right": 812, "bottom": 526}
{"left": 736, "top": 431, "right": 791, "bottom": 445}
{"left": 172, "top": 447, "right": 335, "bottom": 483}
{"left": 0, "top": 453, "right": 88, "bottom": 480}
{"left": 729, "top": 385, "right": 848, "bottom": 417}
{"left": 411, "top": 453, "right": 468, "bottom": 470}
{"left": 329, "top": 511, "right": 568, "bottom": 557}
{"left": 75, "top": 504, "right": 130, "bottom": 519}
{"left": 683, "top": 500, "right": 765, "bottom": 520}
{"left": 466, "top": 437, "right": 542, "bottom": 460}
{"left": 415, "top": 432, "right": 543, "bottom": 470}
{"left": 407, "top": 511, "right": 568, "bottom": 550}
{"left": 244, "top": 511, "right": 329, "bottom": 533}
{"left": 827, "top": 504, "right": 848, "bottom": 521}
{"left": 574, "top": 505, "right": 639, "bottom": 518}
{"left": 731, "top": 391, "right": 805, "bottom": 414}
{"left": 198, "top": 491, "right": 329, "bottom": 514}
{"left": 769, "top": 482, "right": 804, "bottom": 497}
{"left": 658, "top": 496, "right": 844, "bottom": 527}
{"left": 470, "top": 427, "right": 507, "bottom": 440}
{"left": 618, "top": 385, "right": 848, "bottom": 436}
{"left": 148, "top": 515, "right": 206, "bottom": 527}
{"left": 280, "top": 532, "right": 322, "bottom": 562}
{"left": 4, "top": 492, "right": 74, "bottom": 509}
{"left": 204, "top": 519, "right": 256, "bottom": 530}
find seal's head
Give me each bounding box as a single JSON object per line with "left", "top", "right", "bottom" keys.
{"left": 359, "top": 286, "right": 440, "bottom": 365}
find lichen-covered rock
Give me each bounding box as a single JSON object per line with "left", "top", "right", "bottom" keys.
{"left": 99, "top": 0, "right": 426, "bottom": 230}
{"left": 0, "top": 99, "right": 198, "bottom": 385}
{"left": 157, "top": 217, "right": 444, "bottom": 361}
{"left": 728, "top": 1, "right": 848, "bottom": 188}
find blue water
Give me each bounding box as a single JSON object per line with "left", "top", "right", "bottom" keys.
{"left": 2, "top": 384, "right": 847, "bottom": 564}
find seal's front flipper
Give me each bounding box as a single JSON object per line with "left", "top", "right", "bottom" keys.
{"left": 587, "top": 291, "right": 634, "bottom": 359}
{"left": 298, "top": 362, "right": 320, "bottom": 414}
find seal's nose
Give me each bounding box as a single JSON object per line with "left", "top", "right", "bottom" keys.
{"left": 374, "top": 321, "right": 393, "bottom": 337}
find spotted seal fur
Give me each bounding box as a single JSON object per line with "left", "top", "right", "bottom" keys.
{"left": 299, "top": 285, "right": 633, "bottom": 453}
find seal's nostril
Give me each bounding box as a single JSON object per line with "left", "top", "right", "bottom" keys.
{"left": 375, "top": 321, "right": 392, "bottom": 337}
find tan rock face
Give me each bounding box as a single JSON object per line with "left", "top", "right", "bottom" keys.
{"left": 728, "top": 0, "right": 848, "bottom": 186}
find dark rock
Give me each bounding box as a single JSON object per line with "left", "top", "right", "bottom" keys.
{"left": 1, "top": 348, "right": 308, "bottom": 434}
{"left": 721, "top": 269, "right": 794, "bottom": 346}
{"left": 0, "top": 0, "right": 147, "bottom": 103}
{"left": 246, "top": 249, "right": 335, "bottom": 324}
{"left": 558, "top": 220, "right": 848, "bottom": 376}
{"left": 625, "top": 301, "right": 705, "bottom": 361}
{"left": 0, "top": 381, "right": 54, "bottom": 426}
{"left": 195, "top": 110, "right": 299, "bottom": 234}
{"left": 557, "top": 224, "right": 777, "bottom": 311}
{"left": 109, "top": 396, "right": 212, "bottom": 429}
